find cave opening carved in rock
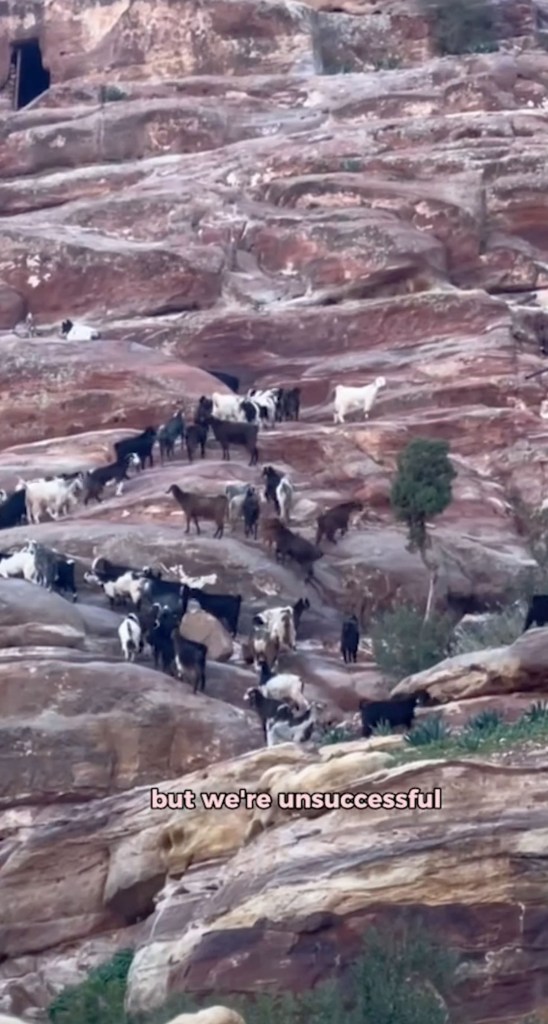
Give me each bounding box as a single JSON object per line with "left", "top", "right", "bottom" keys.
{"left": 11, "top": 38, "right": 50, "bottom": 110}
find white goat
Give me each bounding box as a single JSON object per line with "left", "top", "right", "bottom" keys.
{"left": 276, "top": 475, "right": 294, "bottom": 523}
{"left": 25, "top": 476, "right": 83, "bottom": 524}
{"left": 246, "top": 387, "right": 279, "bottom": 427}
{"left": 211, "top": 392, "right": 242, "bottom": 422}
{"left": 254, "top": 605, "right": 296, "bottom": 651}
{"left": 224, "top": 482, "right": 251, "bottom": 524}
{"left": 261, "top": 671, "right": 308, "bottom": 710}
{"left": 102, "top": 571, "right": 147, "bottom": 608}
{"left": 118, "top": 613, "right": 143, "bottom": 662}
{"left": 0, "top": 543, "right": 38, "bottom": 582}
{"left": 333, "top": 377, "right": 386, "bottom": 424}
{"left": 60, "top": 318, "right": 100, "bottom": 341}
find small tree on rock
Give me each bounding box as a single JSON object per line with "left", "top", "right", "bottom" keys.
{"left": 391, "top": 437, "right": 456, "bottom": 621}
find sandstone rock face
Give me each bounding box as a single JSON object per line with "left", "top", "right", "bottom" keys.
{"left": 2, "top": 0, "right": 548, "bottom": 1021}
{"left": 180, "top": 608, "right": 234, "bottom": 662}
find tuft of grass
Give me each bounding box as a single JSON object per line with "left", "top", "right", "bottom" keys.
{"left": 406, "top": 715, "right": 452, "bottom": 746}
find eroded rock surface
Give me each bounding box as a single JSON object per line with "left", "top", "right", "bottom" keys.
{"left": 2, "top": 0, "right": 548, "bottom": 1021}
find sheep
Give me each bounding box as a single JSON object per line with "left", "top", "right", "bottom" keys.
{"left": 359, "top": 690, "right": 431, "bottom": 738}
{"left": 242, "top": 486, "right": 260, "bottom": 539}
{"left": 246, "top": 748, "right": 395, "bottom": 839}
{"left": 262, "top": 518, "right": 323, "bottom": 582}
{"left": 60, "top": 318, "right": 100, "bottom": 341}
{"left": 82, "top": 453, "right": 141, "bottom": 503}
{"left": 167, "top": 484, "right": 228, "bottom": 539}
{"left": 114, "top": 426, "right": 157, "bottom": 470}
{"left": 158, "top": 410, "right": 185, "bottom": 463}
{"left": 523, "top": 594, "right": 548, "bottom": 631}
{"left": 118, "top": 612, "right": 143, "bottom": 662}
{"left": 181, "top": 585, "right": 242, "bottom": 636}
{"left": 208, "top": 417, "right": 259, "bottom": 466}
{"left": 258, "top": 660, "right": 308, "bottom": 711}
{"left": 25, "top": 475, "right": 83, "bottom": 524}
{"left": 333, "top": 377, "right": 386, "bottom": 424}
{"left": 0, "top": 490, "right": 26, "bottom": 529}
{"left": 173, "top": 632, "right": 208, "bottom": 693}
{"left": 252, "top": 605, "right": 296, "bottom": 651}
{"left": 244, "top": 686, "right": 288, "bottom": 740}
{"left": 164, "top": 1007, "right": 247, "bottom": 1024}
{"left": 202, "top": 370, "right": 240, "bottom": 393}
{"left": 315, "top": 499, "right": 364, "bottom": 544}
{"left": 265, "top": 702, "right": 320, "bottom": 747}
{"left": 185, "top": 422, "right": 208, "bottom": 462}
{"left": 341, "top": 614, "right": 360, "bottom": 663}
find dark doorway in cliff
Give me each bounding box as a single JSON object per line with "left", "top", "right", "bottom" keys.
{"left": 12, "top": 39, "right": 50, "bottom": 110}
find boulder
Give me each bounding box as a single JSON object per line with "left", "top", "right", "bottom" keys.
{"left": 180, "top": 607, "right": 234, "bottom": 662}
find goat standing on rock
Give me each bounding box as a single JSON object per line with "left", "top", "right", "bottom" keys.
{"left": 333, "top": 377, "right": 386, "bottom": 424}
{"left": 340, "top": 614, "right": 360, "bottom": 663}
{"left": 167, "top": 485, "right": 228, "bottom": 538}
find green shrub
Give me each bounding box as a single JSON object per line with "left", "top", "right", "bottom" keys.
{"left": 320, "top": 724, "right": 356, "bottom": 745}
{"left": 450, "top": 605, "right": 524, "bottom": 654}
{"left": 420, "top": 0, "right": 499, "bottom": 55}
{"left": 371, "top": 604, "right": 455, "bottom": 680}
{"left": 49, "top": 928, "right": 457, "bottom": 1024}
{"left": 102, "top": 84, "right": 128, "bottom": 102}
{"left": 406, "top": 715, "right": 452, "bottom": 747}
{"left": 48, "top": 949, "right": 133, "bottom": 1024}
{"left": 464, "top": 709, "right": 503, "bottom": 736}
{"left": 523, "top": 700, "right": 548, "bottom": 723}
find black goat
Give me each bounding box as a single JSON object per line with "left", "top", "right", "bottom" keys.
{"left": 113, "top": 426, "right": 157, "bottom": 470}
{"left": 276, "top": 387, "right": 301, "bottom": 422}
{"left": 341, "top": 614, "right": 360, "bottom": 663}
{"left": 242, "top": 487, "right": 260, "bottom": 539}
{"left": 181, "top": 585, "right": 242, "bottom": 636}
{"left": 82, "top": 454, "right": 140, "bottom": 504}
{"left": 185, "top": 422, "right": 208, "bottom": 463}
{"left": 262, "top": 465, "right": 283, "bottom": 512}
{"left": 359, "top": 691, "right": 431, "bottom": 738}
{"left": 158, "top": 410, "right": 185, "bottom": 463}
{"left": 173, "top": 633, "right": 208, "bottom": 693}
{"left": 244, "top": 686, "right": 286, "bottom": 740}
{"left": 292, "top": 597, "right": 310, "bottom": 633}
{"left": 208, "top": 417, "right": 259, "bottom": 466}
{"left": 0, "top": 489, "right": 26, "bottom": 529}
{"left": 523, "top": 594, "right": 548, "bottom": 631}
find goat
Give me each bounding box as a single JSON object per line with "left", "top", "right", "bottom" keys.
{"left": 242, "top": 486, "right": 260, "bottom": 539}
{"left": 246, "top": 387, "right": 280, "bottom": 428}
{"left": 85, "top": 556, "right": 138, "bottom": 585}
{"left": 0, "top": 544, "right": 38, "bottom": 583}
{"left": 316, "top": 499, "right": 364, "bottom": 544}
{"left": 333, "top": 377, "right": 386, "bottom": 424}
{"left": 262, "top": 465, "right": 283, "bottom": 511}
{"left": 181, "top": 585, "right": 241, "bottom": 636}
{"left": 258, "top": 660, "right": 308, "bottom": 711}
{"left": 52, "top": 554, "right": 78, "bottom": 602}
{"left": 243, "top": 625, "right": 281, "bottom": 671}
{"left": 252, "top": 605, "right": 296, "bottom": 651}
{"left": 262, "top": 518, "right": 323, "bottom": 582}
{"left": 30, "top": 542, "right": 77, "bottom": 600}
{"left": 523, "top": 594, "right": 548, "bottom": 631}
{"left": 0, "top": 489, "right": 27, "bottom": 529}
{"left": 167, "top": 484, "right": 227, "bottom": 539}
{"left": 158, "top": 410, "right": 185, "bottom": 463}
{"left": 60, "top": 318, "right": 100, "bottom": 341}
{"left": 225, "top": 482, "right": 251, "bottom": 525}
{"left": 292, "top": 596, "right": 310, "bottom": 633}
{"left": 82, "top": 453, "right": 141, "bottom": 503}
{"left": 148, "top": 606, "right": 179, "bottom": 673}
{"left": 244, "top": 686, "right": 287, "bottom": 741}
{"left": 265, "top": 702, "right": 319, "bottom": 747}
{"left": 340, "top": 614, "right": 360, "bottom": 663}
{"left": 276, "top": 386, "right": 301, "bottom": 422}
{"left": 185, "top": 422, "right": 208, "bottom": 463}
{"left": 173, "top": 632, "right": 208, "bottom": 693}
{"left": 100, "top": 570, "right": 147, "bottom": 609}
{"left": 359, "top": 690, "right": 431, "bottom": 738}
{"left": 25, "top": 476, "right": 83, "bottom": 524}
{"left": 202, "top": 370, "right": 240, "bottom": 393}
{"left": 141, "top": 575, "right": 185, "bottom": 614}
{"left": 114, "top": 426, "right": 157, "bottom": 470}
{"left": 118, "top": 612, "right": 143, "bottom": 662}
{"left": 165, "top": 1007, "right": 246, "bottom": 1024}
{"left": 208, "top": 417, "right": 259, "bottom": 466}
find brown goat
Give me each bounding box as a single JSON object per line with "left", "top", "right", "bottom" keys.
{"left": 167, "top": 484, "right": 228, "bottom": 538}
{"left": 242, "top": 628, "right": 280, "bottom": 670}
{"left": 315, "top": 499, "right": 363, "bottom": 544}
{"left": 263, "top": 517, "right": 324, "bottom": 582}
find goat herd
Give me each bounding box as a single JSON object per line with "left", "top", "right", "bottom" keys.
{"left": 0, "top": 368, "right": 429, "bottom": 747}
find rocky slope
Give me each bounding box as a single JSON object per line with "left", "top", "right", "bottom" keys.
{"left": 3, "top": 0, "right": 548, "bottom": 1020}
